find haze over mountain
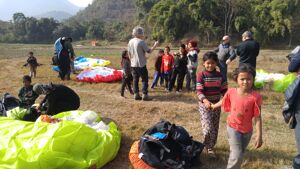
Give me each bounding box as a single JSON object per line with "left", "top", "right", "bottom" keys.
{"left": 0, "top": 0, "right": 81, "bottom": 21}
{"left": 36, "top": 11, "right": 72, "bottom": 21}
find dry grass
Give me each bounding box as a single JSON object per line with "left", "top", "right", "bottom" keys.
{"left": 0, "top": 43, "right": 296, "bottom": 169}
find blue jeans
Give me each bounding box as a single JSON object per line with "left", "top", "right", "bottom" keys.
{"left": 151, "top": 71, "right": 164, "bottom": 88}
{"left": 131, "top": 66, "right": 149, "bottom": 95}
{"left": 186, "top": 68, "right": 197, "bottom": 91}
{"left": 218, "top": 61, "right": 228, "bottom": 81}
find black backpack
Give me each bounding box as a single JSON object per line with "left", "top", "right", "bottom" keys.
{"left": 0, "top": 93, "right": 20, "bottom": 116}
{"left": 139, "top": 120, "right": 204, "bottom": 169}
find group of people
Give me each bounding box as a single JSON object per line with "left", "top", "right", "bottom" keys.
{"left": 6, "top": 25, "right": 300, "bottom": 168}
{"left": 124, "top": 26, "right": 289, "bottom": 169}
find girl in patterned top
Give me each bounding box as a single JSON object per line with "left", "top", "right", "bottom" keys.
{"left": 196, "top": 51, "right": 228, "bottom": 157}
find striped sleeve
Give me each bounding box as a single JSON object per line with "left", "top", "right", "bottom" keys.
{"left": 196, "top": 72, "right": 206, "bottom": 101}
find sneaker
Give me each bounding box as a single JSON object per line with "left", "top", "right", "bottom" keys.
{"left": 142, "top": 94, "right": 152, "bottom": 101}
{"left": 207, "top": 148, "right": 217, "bottom": 158}
{"left": 134, "top": 94, "right": 142, "bottom": 100}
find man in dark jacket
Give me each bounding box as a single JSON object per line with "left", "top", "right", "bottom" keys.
{"left": 236, "top": 31, "right": 260, "bottom": 69}
{"left": 287, "top": 47, "right": 300, "bottom": 169}
{"left": 56, "top": 37, "right": 75, "bottom": 81}
{"left": 33, "top": 83, "right": 80, "bottom": 115}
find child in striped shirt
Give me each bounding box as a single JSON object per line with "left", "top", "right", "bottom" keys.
{"left": 196, "top": 51, "right": 228, "bottom": 157}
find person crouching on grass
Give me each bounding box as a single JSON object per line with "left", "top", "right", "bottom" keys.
{"left": 212, "top": 63, "right": 263, "bottom": 169}
{"left": 197, "top": 51, "right": 227, "bottom": 157}
{"left": 121, "top": 50, "right": 134, "bottom": 97}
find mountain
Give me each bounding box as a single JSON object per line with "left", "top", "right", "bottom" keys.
{"left": 0, "top": 0, "right": 81, "bottom": 21}
{"left": 73, "top": 0, "right": 136, "bottom": 22}
{"left": 36, "top": 11, "right": 72, "bottom": 21}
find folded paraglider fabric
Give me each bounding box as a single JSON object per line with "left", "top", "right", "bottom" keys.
{"left": 76, "top": 67, "right": 123, "bottom": 83}
{"left": 0, "top": 110, "right": 121, "bottom": 169}
{"left": 255, "top": 69, "right": 297, "bottom": 92}
{"left": 52, "top": 56, "right": 111, "bottom": 72}
{"left": 74, "top": 56, "right": 111, "bottom": 70}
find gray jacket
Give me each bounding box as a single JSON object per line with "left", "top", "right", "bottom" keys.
{"left": 214, "top": 43, "right": 236, "bottom": 62}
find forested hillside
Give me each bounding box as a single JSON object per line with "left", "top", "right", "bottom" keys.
{"left": 0, "top": 0, "right": 300, "bottom": 46}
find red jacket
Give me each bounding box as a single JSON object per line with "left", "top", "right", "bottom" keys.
{"left": 161, "top": 54, "right": 174, "bottom": 73}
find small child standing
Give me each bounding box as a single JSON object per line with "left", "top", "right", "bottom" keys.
{"left": 161, "top": 46, "right": 174, "bottom": 90}
{"left": 196, "top": 51, "right": 227, "bottom": 157}
{"left": 121, "top": 50, "right": 134, "bottom": 97}
{"left": 18, "top": 75, "right": 39, "bottom": 108}
{"left": 26, "top": 51, "right": 38, "bottom": 78}
{"left": 151, "top": 49, "right": 164, "bottom": 88}
{"left": 169, "top": 44, "right": 188, "bottom": 92}
{"left": 213, "top": 63, "right": 263, "bottom": 169}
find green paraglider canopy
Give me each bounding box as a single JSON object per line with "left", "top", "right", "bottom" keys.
{"left": 0, "top": 110, "right": 121, "bottom": 169}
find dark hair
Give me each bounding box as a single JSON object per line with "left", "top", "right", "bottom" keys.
{"left": 232, "top": 63, "right": 256, "bottom": 82}
{"left": 121, "top": 50, "right": 128, "bottom": 58}
{"left": 165, "top": 46, "right": 170, "bottom": 50}
{"left": 158, "top": 49, "right": 164, "bottom": 53}
{"left": 29, "top": 51, "right": 33, "bottom": 55}
{"left": 23, "top": 75, "right": 31, "bottom": 82}
{"left": 180, "top": 44, "right": 186, "bottom": 49}
{"left": 188, "top": 40, "right": 197, "bottom": 48}
{"left": 203, "top": 51, "right": 218, "bottom": 63}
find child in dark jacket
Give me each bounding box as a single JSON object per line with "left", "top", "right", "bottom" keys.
{"left": 169, "top": 44, "right": 188, "bottom": 92}
{"left": 18, "top": 75, "right": 39, "bottom": 108}
{"left": 121, "top": 50, "right": 134, "bottom": 97}
{"left": 151, "top": 49, "right": 164, "bottom": 88}
{"left": 26, "top": 51, "right": 38, "bottom": 78}
{"left": 161, "top": 46, "right": 174, "bottom": 90}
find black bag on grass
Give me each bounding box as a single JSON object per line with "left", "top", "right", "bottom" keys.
{"left": 138, "top": 120, "right": 204, "bottom": 169}
{"left": 0, "top": 93, "right": 20, "bottom": 116}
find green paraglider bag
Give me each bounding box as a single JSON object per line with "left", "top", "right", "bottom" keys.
{"left": 0, "top": 110, "right": 121, "bottom": 169}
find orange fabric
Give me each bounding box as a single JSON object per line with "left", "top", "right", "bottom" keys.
{"left": 40, "top": 115, "right": 61, "bottom": 123}
{"left": 222, "top": 88, "right": 262, "bottom": 133}
{"left": 129, "top": 141, "right": 155, "bottom": 169}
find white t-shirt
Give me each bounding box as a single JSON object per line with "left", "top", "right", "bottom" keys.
{"left": 128, "top": 38, "right": 150, "bottom": 67}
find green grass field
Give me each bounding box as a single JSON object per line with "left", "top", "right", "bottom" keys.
{"left": 0, "top": 43, "right": 296, "bottom": 169}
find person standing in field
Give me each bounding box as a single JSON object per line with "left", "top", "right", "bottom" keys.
{"left": 55, "top": 37, "right": 75, "bottom": 80}
{"left": 214, "top": 35, "right": 236, "bottom": 81}
{"left": 25, "top": 51, "right": 38, "bottom": 78}
{"left": 169, "top": 44, "right": 188, "bottom": 92}
{"left": 120, "top": 50, "right": 134, "bottom": 97}
{"left": 213, "top": 63, "right": 263, "bottom": 169}
{"left": 236, "top": 31, "right": 260, "bottom": 69}
{"left": 151, "top": 49, "right": 164, "bottom": 89}
{"left": 127, "top": 26, "right": 159, "bottom": 101}
{"left": 286, "top": 47, "right": 300, "bottom": 169}
{"left": 186, "top": 41, "right": 199, "bottom": 92}
{"left": 161, "top": 46, "right": 174, "bottom": 91}
{"left": 196, "top": 51, "right": 227, "bottom": 157}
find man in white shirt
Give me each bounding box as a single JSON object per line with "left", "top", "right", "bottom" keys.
{"left": 128, "top": 26, "right": 158, "bottom": 100}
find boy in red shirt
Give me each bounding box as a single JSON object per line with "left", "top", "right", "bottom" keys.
{"left": 161, "top": 46, "right": 174, "bottom": 90}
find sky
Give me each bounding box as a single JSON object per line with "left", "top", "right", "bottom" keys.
{"left": 67, "top": 0, "right": 93, "bottom": 7}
